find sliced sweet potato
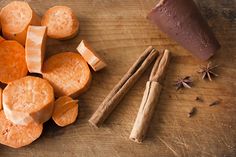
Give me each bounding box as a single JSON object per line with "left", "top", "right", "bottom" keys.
{"left": 0, "top": 88, "right": 2, "bottom": 110}
{"left": 0, "top": 40, "right": 28, "bottom": 84}
{"left": 0, "top": 111, "right": 42, "bottom": 148}
{"left": 25, "top": 26, "right": 47, "bottom": 73}
{"left": 77, "top": 40, "right": 107, "bottom": 71}
{"left": 3, "top": 76, "right": 54, "bottom": 125}
{"left": 52, "top": 96, "right": 78, "bottom": 127}
{"left": 42, "top": 52, "right": 91, "bottom": 98}
{"left": 41, "top": 6, "right": 79, "bottom": 40}
{"left": 0, "top": 1, "right": 41, "bottom": 45}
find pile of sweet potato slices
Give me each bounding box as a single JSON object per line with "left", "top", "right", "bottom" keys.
{"left": 0, "top": 1, "right": 106, "bottom": 148}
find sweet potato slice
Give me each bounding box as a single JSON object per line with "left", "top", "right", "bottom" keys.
{"left": 77, "top": 40, "right": 107, "bottom": 71}
{"left": 0, "top": 88, "right": 2, "bottom": 110}
{"left": 0, "top": 40, "right": 28, "bottom": 84}
{"left": 25, "top": 26, "right": 47, "bottom": 73}
{"left": 0, "top": 1, "right": 41, "bottom": 45}
{"left": 41, "top": 6, "right": 79, "bottom": 40}
{"left": 0, "top": 111, "right": 42, "bottom": 148}
{"left": 52, "top": 96, "right": 78, "bottom": 127}
{"left": 42, "top": 52, "right": 91, "bottom": 98}
{"left": 3, "top": 76, "right": 54, "bottom": 125}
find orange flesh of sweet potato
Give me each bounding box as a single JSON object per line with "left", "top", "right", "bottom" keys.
{"left": 77, "top": 40, "right": 107, "bottom": 71}
{"left": 41, "top": 6, "right": 79, "bottom": 40}
{"left": 25, "top": 26, "right": 47, "bottom": 73}
{"left": 52, "top": 96, "right": 78, "bottom": 127}
{"left": 0, "top": 36, "right": 5, "bottom": 43}
{"left": 0, "top": 111, "right": 43, "bottom": 148}
{"left": 42, "top": 52, "right": 91, "bottom": 98}
{"left": 3, "top": 76, "right": 54, "bottom": 125}
{"left": 0, "top": 1, "right": 41, "bottom": 45}
{"left": 0, "top": 40, "right": 28, "bottom": 84}
{"left": 0, "top": 88, "right": 2, "bottom": 110}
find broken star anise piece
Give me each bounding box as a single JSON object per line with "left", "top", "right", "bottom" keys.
{"left": 198, "top": 62, "right": 219, "bottom": 81}
{"left": 188, "top": 107, "right": 197, "bottom": 118}
{"left": 175, "top": 76, "right": 193, "bottom": 90}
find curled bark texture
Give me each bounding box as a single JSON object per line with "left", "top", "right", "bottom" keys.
{"left": 129, "top": 81, "right": 162, "bottom": 143}
{"left": 149, "top": 49, "right": 170, "bottom": 82}
{"left": 89, "top": 46, "right": 159, "bottom": 127}
{"left": 130, "top": 49, "right": 171, "bottom": 143}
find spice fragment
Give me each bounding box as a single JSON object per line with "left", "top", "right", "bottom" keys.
{"left": 188, "top": 107, "right": 197, "bottom": 118}
{"left": 195, "top": 96, "right": 204, "bottom": 102}
{"left": 209, "top": 100, "right": 221, "bottom": 106}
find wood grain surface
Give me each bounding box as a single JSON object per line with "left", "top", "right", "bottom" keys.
{"left": 0, "top": 0, "right": 235, "bottom": 156}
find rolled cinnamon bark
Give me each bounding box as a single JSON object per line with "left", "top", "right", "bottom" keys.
{"left": 89, "top": 46, "right": 159, "bottom": 127}
{"left": 147, "top": 0, "right": 220, "bottom": 60}
{"left": 129, "top": 81, "right": 162, "bottom": 143}
{"left": 129, "top": 49, "right": 170, "bottom": 143}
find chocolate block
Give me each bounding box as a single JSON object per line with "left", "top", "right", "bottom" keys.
{"left": 148, "top": 0, "right": 220, "bottom": 60}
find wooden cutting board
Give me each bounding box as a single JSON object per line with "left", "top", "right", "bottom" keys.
{"left": 0, "top": 0, "right": 235, "bottom": 156}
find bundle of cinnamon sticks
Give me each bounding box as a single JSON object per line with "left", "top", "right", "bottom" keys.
{"left": 89, "top": 46, "right": 171, "bottom": 143}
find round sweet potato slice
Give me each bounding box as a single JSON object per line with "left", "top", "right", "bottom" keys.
{"left": 52, "top": 96, "right": 78, "bottom": 127}
{"left": 42, "top": 52, "right": 91, "bottom": 98}
{"left": 3, "top": 76, "right": 54, "bottom": 125}
{"left": 0, "top": 1, "right": 41, "bottom": 45}
{"left": 0, "top": 111, "right": 43, "bottom": 148}
{"left": 41, "top": 6, "right": 79, "bottom": 40}
{"left": 0, "top": 40, "right": 28, "bottom": 84}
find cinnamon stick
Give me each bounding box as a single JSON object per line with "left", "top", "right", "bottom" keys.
{"left": 89, "top": 46, "right": 159, "bottom": 127}
{"left": 129, "top": 49, "right": 170, "bottom": 143}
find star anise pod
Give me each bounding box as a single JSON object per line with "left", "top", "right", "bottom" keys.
{"left": 198, "top": 62, "right": 219, "bottom": 81}
{"left": 175, "top": 76, "right": 193, "bottom": 90}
